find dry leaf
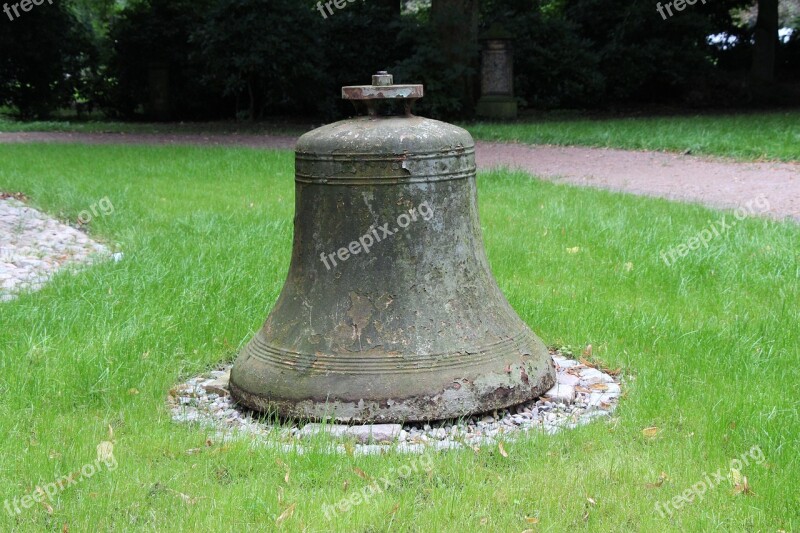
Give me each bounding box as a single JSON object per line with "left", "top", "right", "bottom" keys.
{"left": 730, "top": 468, "right": 753, "bottom": 494}
{"left": 646, "top": 471, "right": 669, "bottom": 488}
{"left": 583, "top": 344, "right": 593, "bottom": 357}
{"left": 276, "top": 503, "right": 296, "bottom": 525}
{"left": 353, "top": 467, "right": 369, "bottom": 479}
{"left": 525, "top": 516, "right": 540, "bottom": 524}
{"left": 108, "top": 425, "right": 114, "bottom": 440}
{"left": 128, "top": 388, "right": 139, "bottom": 395}
{"left": 480, "top": 517, "right": 489, "bottom": 525}
{"left": 589, "top": 383, "right": 609, "bottom": 391}
{"left": 277, "top": 486, "right": 284, "bottom": 503}
{"left": 587, "top": 497, "right": 597, "bottom": 505}
{"left": 642, "top": 427, "right": 659, "bottom": 438}
{"left": 498, "top": 442, "right": 509, "bottom": 458}
{"left": 733, "top": 476, "right": 752, "bottom": 495}
{"left": 579, "top": 356, "right": 621, "bottom": 376}
{"left": 623, "top": 262, "right": 634, "bottom": 272}
{"left": 284, "top": 469, "right": 290, "bottom": 484}
{"left": 566, "top": 247, "right": 581, "bottom": 254}
{"left": 62, "top": 524, "right": 68, "bottom": 533}
{"left": 730, "top": 468, "right": 743, "bottom": 486}
{"left": 167, "top": 489, "right": 199, "bottom": 505}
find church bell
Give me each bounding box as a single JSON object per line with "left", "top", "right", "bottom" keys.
{"left": 230, "top": 72, "right": 555, "bottom": 422}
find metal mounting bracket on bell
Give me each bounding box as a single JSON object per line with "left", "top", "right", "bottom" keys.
{"left": 342, "top": 71, "right": 423, "bottom": 116}
{"left": 230, "top": 72, "right": 555, "bottom": 422}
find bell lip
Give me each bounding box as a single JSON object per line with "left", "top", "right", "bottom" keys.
{"left": 229, "top": 346, "right": 556, "bottom": 423}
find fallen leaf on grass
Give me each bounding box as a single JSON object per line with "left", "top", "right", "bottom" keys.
{"left": 524, "top": 516, "right": 539, "bottom": 524}
{"left": 276, "top": 503, "right": 296, "bottom": 525}
{"left": 642, "top": 427, "right": 659, "bottom": 438}
{"left": 583, "top": 344, "right": 592, "bottom": 357}
{"left": 498, "top": 442, "right": 509, "bottom": 458}
{"left": 579, "top": 356, "right": 621, "bottom": 376}
{"left": 353, "top": 467, "right": 369, "bottom": 479}
{"left": 589, "top": 383, "right": 609, "bottom": 391}
{"left": 566, "top": 247, "right": 581, "bottom": 254}
{"left": 166, "top": 488, "right": 201, "bottom": 505}
{"left": 646, "top": 471, "right": 669, "bottom": 488}
{"left": 587, "top": 497, "right": 596, "bottom": 506}
{"left": 730, "top": 469, "right": 754, "bottom": 495}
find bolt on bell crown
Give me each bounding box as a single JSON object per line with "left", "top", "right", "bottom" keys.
{"left": 229, "top": 72, "right": 555, "bottom": 422}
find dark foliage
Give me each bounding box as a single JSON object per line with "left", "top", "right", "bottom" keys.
{"left": 0, "top": 3, "right": 94, "bottom": 118}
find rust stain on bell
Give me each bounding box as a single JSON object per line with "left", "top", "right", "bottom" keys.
{"left": 230, "top": 72, "right": 555, "bottom": 422}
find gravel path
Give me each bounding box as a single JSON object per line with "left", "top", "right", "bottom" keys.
{"left": 0, "top": 196, "right": 113, "bottom": 302}
{"left": 2, "top": 131, "right": 798, "bottom": 221}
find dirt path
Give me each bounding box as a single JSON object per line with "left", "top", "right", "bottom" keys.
{"left": 2, "top": 131, "right": 798, "bottom": 221}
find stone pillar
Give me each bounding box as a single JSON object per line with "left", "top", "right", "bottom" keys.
{"left": 476, "top": 23, "right": 517, "bottom": 120}
{"left": 146, "top": 63, "right": 170, "bottom": 121}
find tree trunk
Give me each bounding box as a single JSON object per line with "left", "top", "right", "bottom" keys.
{"left": 431, "top": 0, "right": 480, "bottom": 113}
{"left": 751, "top": 0, "right": 779, "bottom": 83}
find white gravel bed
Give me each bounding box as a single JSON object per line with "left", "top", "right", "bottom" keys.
{"left": 169, "top": 351, "right": 623, "bottom": 455}
{"left": 0, "top": 196, "right": 115, "bottom": 302}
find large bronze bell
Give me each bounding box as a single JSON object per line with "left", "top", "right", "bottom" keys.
{"left": 230, "top": 72, "right": 555, "bottom": 422}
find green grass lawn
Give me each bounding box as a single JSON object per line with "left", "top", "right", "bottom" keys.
{"left": 0, "top": 116, "right": 311, "bottom": 136}
{"left": 0, "top": 144, "right": 798, "bottom": 531}
{"left": 4, "top": 110, "right": 800, "bottom": 161}
{"left": 465, "top": 110, "right": 800, "bottom": 162}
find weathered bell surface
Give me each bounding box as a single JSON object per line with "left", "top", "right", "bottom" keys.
{"left": 230, "top": 72, "right": 555, "bottom": 422}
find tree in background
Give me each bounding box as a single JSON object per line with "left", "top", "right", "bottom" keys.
{"left": 3, "top": 0, "right": 799, "bottom": 120}
{"left": 0, "top": 2, "right": 93, "bottom": 118}
{"left": 108, "top": 0, "right": 226, "bottom": 120}
{"left": 751, "top": 0, "right": 780, "bottom": 81}
{"left": 192, "top": 0, "right": 326, "bottom": 121}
